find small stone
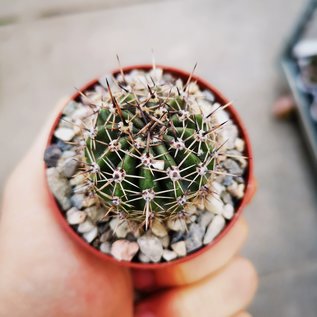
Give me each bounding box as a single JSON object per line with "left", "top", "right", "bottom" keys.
{"left": 171, "top": 241, "right": 187, "bottom": 257}
{"left": 184, "top": 204, "right": 197, "bottom": 214}
{"left": 138, "top": 252, "right": 151, "bottom": 263}
{"left": 100, "top": 242, "right": 111, "bottom": 254}
{"left": 223, "top": 204, "right": 234, "bottom": 220}
{"left": 152, "top": 219, "right": 168, "bottom": 237}
{"left": 162, "top": 250, "right": 177, "bottom": 262}
{"left": 59, "top": 151, "right": 78, "bottom": 178}
{"left": 70, "top": 173, "right": 85, "bottom": 186}
{"left": 234, "top": 138, "right": 245, "bottom": 152}
{"left": 205, "top": 195, "right": 224, "bottom": 214}
{"left": 213, "top": 106, "right": 230, "bottom": 125}
{"left": 218, "top": 124, "right": 238, "bottom": 149}
{"left": 85, "top": 206, "right": 105, "bottom": 223}
{"left": 66, "top": 207, "right": 86, "bottom": 225}
{"left": 198, "top": 211, "right": 214, "bottom": 229}
{"left": 203, "top": 89, "right": 215, "bottom": 103}
{"left": 82, "top": 195, "right": 97, "bottom": 208}
{"left": 223, "top": 159, "right": 242, "bottom": 176}
{"left": 46, "top": 167, "right": 71, "bottom": 210}
{"left": 188, "top": 82, "right": 199, "bottom": 94}
{"left": 137, "top": 234, "right": 163, "bottom": 263}
{"left": 70, "top": 193, "right": 85, "bottom": 209}
{"left": 228, "top": 181, "right": 238, "bottom": 192}
{"left": 167, "top": 218, "right": 186, "bottom": 232}
{"left": 228, "top": 182, "right": 245, "bottom": 199}
{"left": 221, "top": 191, "right": 234, "bottom": 205}
{"left": 83, "top": 227, "right": 98, "bottom": 243}
{"left": 212, "top": 182, "right": 225, "bottom": 195}
{"left": 110, "top": 218, "right": 131, "bottom": 238}
{"left": 63, "top": 100, "right": 80, "bottom": 116}
{"left": 77, "top": 220, "right": 95, "bottom": 233}
{"left": 189, "top": 214, "right": 197, "bottom": 223}
{"left": 239, "top": 158, "right": 248, "bottom": 169}
{"left": 235, "top": 176, "right": 245, "bottom": 184}
{"left": 160, "top": 235, "right": 170, "bottom": 248}
{"left": 203, "top": 215, "right": 226, "bottom": 245}
{"left": 54, "top": 127, "right": 75, "bottom": 142}
{"left": 111, "top": 240, "right": 139, "bottom": 261}
{"left": 185, "top": 223, "right": 205, "bottom": 253}
{"left": 100, "top": 230, "right": 112, "bottom": 242}
{"left": 56, "top": 139, "right": 72, "bottom": 151}
{"left": 72, "top": 107, "right": 90, "bottom": 120}
{"left": 44, "top": 145, "right": 62, "bottom": 167}
{"left": 223, "top": 176, "right": 233, "bottom": 187}
{"left": 149, "top": 68, "right": 163, "bottom": 82}
{"left": 236, "top": 184, "right": 245, "bottom": 199}
{"left": 197, "top": 99, "right": 213, "bottom": 117}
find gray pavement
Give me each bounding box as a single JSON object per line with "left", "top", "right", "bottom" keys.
{"left": 1, "top": 0, "right": 316, "bottom": 315}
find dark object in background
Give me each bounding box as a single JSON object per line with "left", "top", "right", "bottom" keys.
{"left": 281, "top": 0, "right": 317, "bottom": 170}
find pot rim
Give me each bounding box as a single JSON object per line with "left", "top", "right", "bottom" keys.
{"left": 44, "top": 64, "right": 255, "bottom": 270}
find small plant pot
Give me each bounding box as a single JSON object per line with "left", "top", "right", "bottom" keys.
{"left": 45, "top": 65, "right": 255, "bottom": 270}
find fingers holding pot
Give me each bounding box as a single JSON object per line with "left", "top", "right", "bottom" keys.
{"left": 132, "top": 218, "right": 248, "bottom": 290}
{"left": 135, "top": 257, "right": 258, "bottom": 317}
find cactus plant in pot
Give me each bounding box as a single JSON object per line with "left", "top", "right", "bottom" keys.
{"left": 44, "top": 64, "right": 255, "bottom": 269}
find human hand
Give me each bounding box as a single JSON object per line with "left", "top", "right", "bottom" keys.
{"left": 0, "top": 101, "right": 257, "bottom": 317}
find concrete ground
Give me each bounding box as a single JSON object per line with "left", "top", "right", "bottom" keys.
{"left": 1, "top": 0, "right": 317, "bottom": 315}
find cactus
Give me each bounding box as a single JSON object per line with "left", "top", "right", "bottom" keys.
{"left": 75, "top": 67, "right": 229, "bottom": 230}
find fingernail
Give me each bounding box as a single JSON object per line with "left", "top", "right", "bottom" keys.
{"left": 135, "top": 304, "right": 155, "bottom": 317}
{"left": 132, "top": 270, "right": 156, "bottom": 289}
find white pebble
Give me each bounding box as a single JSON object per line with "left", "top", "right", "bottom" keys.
{"left": 46, "top": 167, "right": 71, "bottom": 211}
{"left": 162, "top": 250, "right": 177, "bottom": 262}
{"left": 110, "top": 218, "right": 131, "bottom": 238}
{"left": 160, "top": 235, "right": 170, "bottom": 248}
{"left": 137, "top": 234, "right": 163, "bottom": 263}
{"left": 83, "top": 227, "right": 98, "bottom": 243}
{"left": 111, "top": 240, "right": 139, "bottom": 261}
{"left": 100, "top": 231, "right": 111, "bottom": 243}
{"left": 205, "top": 195, "right": 224, "bottom": 214}
{"left": 203, "top": 215, "right": 226, "bottom": 245}
{"left": 197, "top": 99, "right": 213, "bottom": 117}
{"left": 149, "top": 68, "right": 163, "bottom": 81}
{"left": 167, "top": 218, "right": 186, "bottom": 232}
{"left": 212, "top": 182, "right": 225, "bottom": 195}
{"left": 234, "top": 138, "right": 245, "bottom": 152}
{"left": 213, "top": 106, "right": 230, "bottom": 125}
{"left": 66, "top": 208, "right": 86, "bottom": 225}
{"left": 100, "top": 242, "right": 111, "bottom": 254}
{"left": 152, "top": 219, "right": 168, "bottom": 238}
{"left": 223, "top": 204, "right": 234, "bottom": 220}
{"left": 138, "top": 252, "right": 151, "bottom": 263}
{"left": 70, "top": 173, "right": 85, "bottom": 186}
{"left": 77, "top": 220, "right": 95, "bottom": 233}
{"left": 82, "top": 196, "right": 97, "bottom": 208}
{"left": 171, "top": 241, "right": 187, "bottom": 257}
{"left": 54, "top": 127, "right": 75, "bottom": 142}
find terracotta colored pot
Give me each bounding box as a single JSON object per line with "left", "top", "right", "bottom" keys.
{"left": 45, "top": 65, "right": 256, "bottom": 270}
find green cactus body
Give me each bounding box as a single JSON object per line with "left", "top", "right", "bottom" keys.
{"left": 80, "top": 71, "right": 219, "bottom": 229}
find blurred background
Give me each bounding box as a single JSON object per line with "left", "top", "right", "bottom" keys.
{"left": 1, "top": 0, "right": 317, "bottom": 315}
